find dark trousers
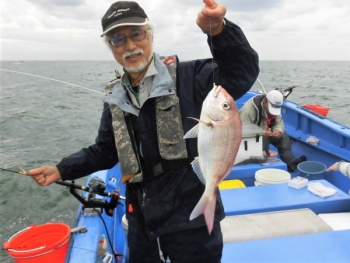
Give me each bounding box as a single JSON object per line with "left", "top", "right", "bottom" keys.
{"left": 127, "top": 219, "right": 223, "bottom": 263}
{"left": 263, "top": 132, "right": 296, "bottom": 165}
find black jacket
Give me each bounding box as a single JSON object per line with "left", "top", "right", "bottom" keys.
{"left": 57, "top": 19, "right": 259, "bottom": 240}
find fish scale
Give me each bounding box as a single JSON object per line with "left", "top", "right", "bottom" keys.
{"left": 199, "top": 123, "right": 233, "bottom": 179}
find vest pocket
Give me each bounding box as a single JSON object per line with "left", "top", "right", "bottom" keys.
{"left": 156, "top": 95, "right": 188, "bottom": 160}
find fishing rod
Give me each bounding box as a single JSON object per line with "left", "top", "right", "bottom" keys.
{"left": 0, "top": 167, "right": 125, "bottom": 199}
{"left": 282, "top": 72, "right": 350, "bottom": 100}
{"left": 0, "top": 167, "right": 98, "bottom": 194}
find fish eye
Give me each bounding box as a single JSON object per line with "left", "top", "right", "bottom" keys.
{"left": 222, "top": 101, "right": 231, "bottom": 110}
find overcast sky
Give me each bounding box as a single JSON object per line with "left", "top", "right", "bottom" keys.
{"left": 1, "top": 0, "right": 349, "bottom": 61}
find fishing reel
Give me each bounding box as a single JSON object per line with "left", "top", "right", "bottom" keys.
{"left": 274, "top": 86, "right": 294, "bottom": 100}
{"left": 282, "top": 86, "right": 294, "bottom": 100}
{"left": 56, "top": 177, "right": 125, "bottom": 217}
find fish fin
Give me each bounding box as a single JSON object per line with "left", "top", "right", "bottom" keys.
{"left": 189, "top": 195, "right": 208, "bottom": 221}
{"left": 204, "top": 196, "right": 216, "bottom": 234}
{"left": 188, "top": 117, "right": 212, "bottom": 126}
{"left": 184, "top": 124, "right": 199, "bottom": 139}
{"left": 203, "top": 121, "right": 213, "bottom": 127}
{"left": 191, "top": 157, "right": 205, "bottom": 184}
{"left": 189, "top": 194, "right": 217, "bottom": 234}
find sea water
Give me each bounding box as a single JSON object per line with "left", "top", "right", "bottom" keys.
{"left": 0, "top": 60, "right": 349, "bottom": 262}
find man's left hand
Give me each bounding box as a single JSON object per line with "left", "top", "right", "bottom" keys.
{"left": 197, "top": 0, "right": 226, "bottom": 36}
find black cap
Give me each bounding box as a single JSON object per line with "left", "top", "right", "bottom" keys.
{"left": 101, "top": 1, "right": 148, "bottom": 37}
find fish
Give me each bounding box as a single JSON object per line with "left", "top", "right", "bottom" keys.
{"left": 184, "top": 84, "right": 242, "bottom": 234}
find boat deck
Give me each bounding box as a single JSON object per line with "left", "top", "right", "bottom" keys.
{"left": 221, "top": 179, "right": 350, "bottom": 216}
{"left": 222, "top": 230, "right": 350, "bottom": 262}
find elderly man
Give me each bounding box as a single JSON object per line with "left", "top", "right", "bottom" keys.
{"left": 240, "top": 90, "right": 306, "bottom": 172}
{"left": 28, "top": 0, "right": 259, "bottom": 262}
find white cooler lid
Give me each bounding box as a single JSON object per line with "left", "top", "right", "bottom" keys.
{"left": 318, "top": 213, "right": 350, "bottom": 230}
{"left": 242, "top": 124, "right": 264, "bottom": 138}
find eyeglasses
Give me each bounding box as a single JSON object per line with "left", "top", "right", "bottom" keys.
{"left": 108, "top": 28, "right": 151, "bottom": 48}
{"left": 267, "top": 99, "right": 282, "bottom": 108}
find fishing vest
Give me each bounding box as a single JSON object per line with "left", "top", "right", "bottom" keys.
{"left": 105, "top": 55, "right": 189, "bottom": 184}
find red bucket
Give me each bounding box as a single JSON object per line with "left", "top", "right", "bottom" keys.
{"left": 3, "top": 223, "right": 70, "bottom": 263}
{"left": 303, "top": 104, "right": 330, "bottom": 117}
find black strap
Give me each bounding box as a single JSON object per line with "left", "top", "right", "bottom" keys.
{"left": 151, "top": 157, "right": 192, "bottom": 179}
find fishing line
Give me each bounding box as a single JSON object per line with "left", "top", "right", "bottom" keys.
{"left": 286, "top": 71, "right": 350, "bottom": 89}
{"left": 162, "top": 40, "right": 181, "bottom": 57}
{"left": 93, "top": 208, "right": 122, "bottom": 260}
{"left": 0, "top": 69, "right": 104, "bottom": 95}
{"left": 209, "top": 15, "right": 216, "bottom": 87}
{"left": 0, "top": 68, "right": 119, "bottom": 116}
{"left": 282, "top": 71, "right": 350, "bottom": 99}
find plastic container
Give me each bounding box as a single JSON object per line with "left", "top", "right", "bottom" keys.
{"left": 297, "top": 161, "right": 326, "bottom": 180}
{"left": 96, "top": 234, "right": 107, "bottom": 263}
{"left": 3, "top": 223, "right": 70, "bottom": 263}
{"left": 255, "top": 168, "right": 291, "bottom": 186}
{"left": 303, "top": 104, "right": 330, "bottom": 117}
{"left": 219, "top": 179, "right": 246, "bottom": 190}
{"left": 122, "top": 214, "right": 128, "bottom": 235}
{"left": 121, "top": 214, "right": 129, "bottom": 262}
{"left": 288, "top": 176, "right": 308, "bottom": 189}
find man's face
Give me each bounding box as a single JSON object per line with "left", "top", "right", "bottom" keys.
{"left": 263, "top": 98, "right": 270, "bottom": 114}
{"left": 108, "top": 25, "right": 153, "bottom": 73}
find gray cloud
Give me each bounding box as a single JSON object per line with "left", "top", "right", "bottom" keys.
{"left": 222, "top": 0, "right": 283, "bottom": 12}
{"left": 1, "top": 0, "right": 349, "bottom": 61}
{"left": 165, "top": 0, "right": 283, "bottom": 12}
{"left": 27, "top": 0, "right": 86, "bottom": 8}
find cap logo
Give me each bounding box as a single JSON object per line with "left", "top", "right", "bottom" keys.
{"left": 108, "top": 8, "right": 130, "bottom": 19}
{"left": 267, "top": 98, "right": 282, "bottom": 109}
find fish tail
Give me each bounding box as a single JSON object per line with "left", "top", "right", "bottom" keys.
{"left": 189, "top": 194, "right": 217, "bottom": 234}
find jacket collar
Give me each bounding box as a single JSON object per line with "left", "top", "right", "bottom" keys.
{"left": 104, "top": 53, "right": 175, "bottom": 115}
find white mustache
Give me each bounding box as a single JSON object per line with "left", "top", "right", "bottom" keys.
{"left": 123, "top": 49, "right": 144, "bottom": 60}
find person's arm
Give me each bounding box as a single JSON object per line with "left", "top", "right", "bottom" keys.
{"left": 327, "top": 161, "right": 350, "bottom": 178}
{"left": 196, "top": 0, "right": 260, "bottom": 101}
{"left": 209, "top": 19, "right": 259, "bottom": 100}
{"left": 271, "top": 115, "right": 284, "bottom": 134}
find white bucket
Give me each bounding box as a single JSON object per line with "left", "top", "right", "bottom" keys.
{"left": 255, "top": 168, "right": 290, "bottom": 186}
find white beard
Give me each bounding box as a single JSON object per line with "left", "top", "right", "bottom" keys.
{"left": 123, "top": 49, "right": 153, "bottom": 73}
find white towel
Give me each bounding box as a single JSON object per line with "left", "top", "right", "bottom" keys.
{"left": 307, "top": 182, "right": 337, "bottom": 198}
{"left": 306, "top": 136, "right": 320, "bottom": 145}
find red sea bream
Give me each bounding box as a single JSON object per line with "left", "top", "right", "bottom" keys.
{"left": 184, "top": 85, "right": 242, "bottom": 234}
